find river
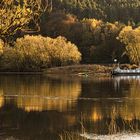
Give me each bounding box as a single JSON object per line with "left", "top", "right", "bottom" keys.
{"left": 0, "top": 75, "right": 140, "bottom": 140}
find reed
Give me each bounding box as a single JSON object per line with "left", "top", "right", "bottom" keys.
{"left": 59, "top": 107, "right": 140, "bottom": 140}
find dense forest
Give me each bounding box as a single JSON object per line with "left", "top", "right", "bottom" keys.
{"left": 0, "top": 0, "right": 140, "bottom": 71}
{"left": 53, "top": 0, "right": 140, "bottom": 23}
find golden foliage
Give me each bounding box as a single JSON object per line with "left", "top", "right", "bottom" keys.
{"left": 0, "top": 0, "right": 51, "bottom": 42}
{"left": 118, "top": 26, "right": 140, "bottom": 64}
{"left": 0, "top": 47, "right": 21, "bottom": 70}
{"left": 44, "top": 36, "right": 81, "bottom": 66}
{"left": 0, "top": 0, "right": 32, "bottom": 40}
{"left": 0, "top": 35, "right": 81, "bottom": 71}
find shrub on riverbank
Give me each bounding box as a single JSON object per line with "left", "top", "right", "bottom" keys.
{"left": 0, "top": 35, "right": 81, "bottom": 71}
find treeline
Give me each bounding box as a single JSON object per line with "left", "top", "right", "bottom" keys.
{"left": 52, "top": 0, "right": 140, "bottom": 24}
{"left": 0, "top": 0, "right": 140, "bottom": 71}
{"left": 43, "top": 12, "right": 140, "bottom": 64}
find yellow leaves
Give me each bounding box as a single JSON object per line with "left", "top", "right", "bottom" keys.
{"left": 82, "top": 18, "right": 102, "bottom": 31}
{"left": 118, "top": 26, "right": 133, "bottom": 45}
{"left": 15, "top": 35, "right": 50, "bottom": 65}
{"left": 118, "top": 26, "right": 140, "bottom": 64}
{"left": 0, "top": 1, "right": 32, "bottom": 38}
{"left": 0, "top": 35, "right": 81, "bottom": 71}
{"left": 2, "top": 0, "right": 13, "bottom": 5}
{"left": 0, "top": 0, "right": 47, "bottom": 42}
{"left": 90, "top": 19, "right": 102, "bottom": 28}
{"left": 43, "top": 36, "right": 81, "bottom": 65}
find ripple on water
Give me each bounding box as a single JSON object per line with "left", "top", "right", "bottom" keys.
{"left": 3, "top": 95, "right": 140, "bottom": 102}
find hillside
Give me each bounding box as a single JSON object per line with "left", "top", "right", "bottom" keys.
{"left": 52, "top": 0, "right": 140, "bottom": 23}
{"left": 0, "top": 0, "right": 140, "bottom": 72}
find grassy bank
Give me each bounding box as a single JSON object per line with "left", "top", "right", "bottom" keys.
{"left": 0, "top": 64, "right": 137, "bottom": 76}
{"left": 46, "top": 63, "right": 140, "bottom": 75}
{"left": 46, "top": 64, "right": 113, "bottom": 76}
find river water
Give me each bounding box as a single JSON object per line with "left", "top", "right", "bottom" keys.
{"left": 0, "top": 75, "right": 140, "bottom": 140}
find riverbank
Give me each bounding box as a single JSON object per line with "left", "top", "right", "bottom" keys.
{"left": 0, "top": 64, "right": 137, "bottom": 77}
{"left": 46, "top": 64, "right": 113, "bottom": 77}
{"left": 0, "top": 64, "right": 111, "bottom": 76}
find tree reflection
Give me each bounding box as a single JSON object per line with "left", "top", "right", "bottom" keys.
{"left": 0, "top": 75, "right": 81, "bottom": 112}
{"left": 77, "top": 76, "right": 140, "bottom": 134}
{"left": 0, "top": 76, "right": 139, "bottom": 139}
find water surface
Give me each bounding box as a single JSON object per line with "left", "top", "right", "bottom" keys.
{"left": 0, "top": 75, "right": 140, "bottom": 140}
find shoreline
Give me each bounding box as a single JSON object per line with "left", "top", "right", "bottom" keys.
{"left": 0, "top": 72, "right": 43, "bottom": 75}
{"left": 45, "top": 64, "right": 112, "bottom": 76}
{"left": 0, "top": 64, "right": 112, "bottom": 76}
{"left": 0, "top": 64, "right": 138, "bottom": 76}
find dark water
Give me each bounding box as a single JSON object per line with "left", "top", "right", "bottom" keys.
{"left": 0, "top": 75, "right": 140, "bottom": 140}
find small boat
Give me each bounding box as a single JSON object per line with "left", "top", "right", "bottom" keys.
{"left": 112, "top": 67, "right": 140, "bottom": 75}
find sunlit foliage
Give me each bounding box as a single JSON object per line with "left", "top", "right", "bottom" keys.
{"left": 118, "top": 26, "right": 140, "bottom": 64}
{"left": 44, "top": 13, "right": 125, "bottom": 63}
{"left": 0, "top": 35, "right": 81, "bottom": 71}
{"left": 1, "top": 0, "right": 140, "bottom": 65}
{"left": 0, "top": 0, "right": 51, "bottom": 43}
{"left": 0, "top": 0, "right": 31, "bottom": 42}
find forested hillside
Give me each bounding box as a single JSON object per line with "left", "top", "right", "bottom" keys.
{"left": 0, "top": 0, "right": 140, "bottom": 71}
{"left": 52, "top": 0, "right": 140, "bottom": 23}
{"left": 43, "top": 0, "right": 140, "bottom": 63}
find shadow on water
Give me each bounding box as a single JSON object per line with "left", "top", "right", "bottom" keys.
{"left": 0, "top": 75, "right": 139, "bottom": 139}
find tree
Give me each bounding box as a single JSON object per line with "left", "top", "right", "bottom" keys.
{"left": 0, "top": 0, "right": 52, "bottom": 43}
{"left": 118, "top": 26, "right": 140, "bottom": 64}
{"left": 0, "top": 35, "right": 81, "bottom": 71}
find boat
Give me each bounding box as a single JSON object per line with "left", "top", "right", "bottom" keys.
{"left": 112, "top": 67, "right": 140, "bottom": 75}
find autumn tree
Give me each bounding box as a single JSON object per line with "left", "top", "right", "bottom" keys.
{"left": 0, "top": 0, "right": 52, "bottom": 43}
{"left": 43, "top": 13, "right": 126, "bottom": 63}
{"left": 118, "top": 26, "right": 140, "bottom": 64}
{"left": 0, "top": 35, "right": 81, "bottom": 71}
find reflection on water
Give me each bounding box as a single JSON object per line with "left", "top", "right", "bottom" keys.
{"left": 0, "top": 75, "right": 140, "bottom": 139}
{"left": 0, "top": 75, "right": 81, "bottom": 112}
{"left": 112, "top": 76, "right": 140, "bottom": 120}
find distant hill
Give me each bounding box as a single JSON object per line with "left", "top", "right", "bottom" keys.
{"left": 52, "top": 0, "right": 140, "bottom": 24}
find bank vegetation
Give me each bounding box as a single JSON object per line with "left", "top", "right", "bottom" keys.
{"left": 0, "top": 0, "right": 140, "bottom": 72}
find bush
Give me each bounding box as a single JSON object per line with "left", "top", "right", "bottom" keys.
{"left": 14, "top": 35, "right": 50, "bottom": 71}
{"left": 0, "top": 47, "right": 23, "bottom": 71}
{"left": 44, "top": 36, "right": 81, "bottom": 66}
{"left": 0, "top": 35, "right": 81, "bottom": 71}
